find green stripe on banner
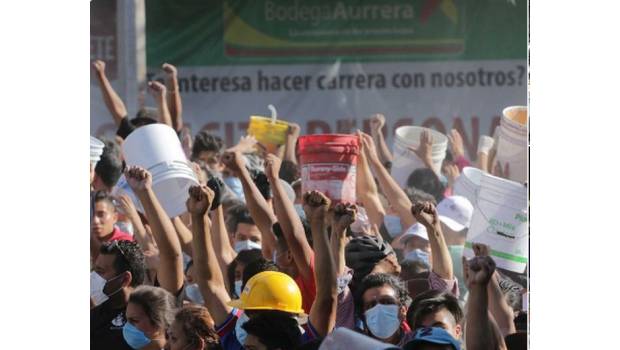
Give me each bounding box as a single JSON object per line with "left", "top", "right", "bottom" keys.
{"left": 464, "top": 242, "right": 528, "bottom": 264}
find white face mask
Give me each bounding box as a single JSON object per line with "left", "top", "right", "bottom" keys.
{"left": 234, "top": 280, "right": 243, "bottom": 298}
{"left": 185, "top": 283, "right": 204, "bottom": 304}
{"left": 234, "top": 239, "right": 261, "bottom": 253}
{"left": 364, "top": 304, "right": 401, "bottom": 340}
{"left": 90, "top": 271, "right": 123, "bottom": 307}
{"left": 235, "top": 312, "right": 250, "bottom": 346}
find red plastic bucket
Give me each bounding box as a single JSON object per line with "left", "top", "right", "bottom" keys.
{"left": 297, "top": 134, "right": 359, "bottom": 204}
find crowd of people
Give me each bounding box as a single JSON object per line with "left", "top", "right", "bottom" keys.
{"left": 91, "top": 60, "right": 527, "bottom": 350}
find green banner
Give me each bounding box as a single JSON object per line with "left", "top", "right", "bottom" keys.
{"left": 145, "top": 0, "right": 526, "bottom": 66}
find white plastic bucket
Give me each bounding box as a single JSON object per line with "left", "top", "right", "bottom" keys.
{"left": 91, "top": 136, "right": 105, "bottom": 167}
{"left": 495, "top": 106, "right": 527, "bottom": 184}
{"left": 464, "top": 171, "right": 528, "bottom": 273}
{"left": 453, "top": 167, "right": 484, "bottom": 206}
{"left": 118, "top": 124, "right": 198, "bottom": 218}
{"left": 391, "top": 126, "right": 448, "bottom": 187}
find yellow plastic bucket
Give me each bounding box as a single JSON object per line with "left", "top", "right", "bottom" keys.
{"left": 247, "top": 115, "right": 289, "bottom": 151}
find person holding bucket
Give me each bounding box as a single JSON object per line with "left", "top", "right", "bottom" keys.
{"left": 185, "top": 184, "right": 339, "bottom": 350}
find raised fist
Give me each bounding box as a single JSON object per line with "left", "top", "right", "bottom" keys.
{"left": 220, "top": 151, "right": 246, "bottom": 176}
{"left": 125, "top": 166, "right": 152, "bottom": 192}
{"left": 302, "top": 190, "right": 331, "bottom": 225}
{"left": 186, "top": 185, "right": 214, "bottom": 216}
{"left": 148, "top": 81, "right": 167, "bottom": 98}
{"left": 463, "top": 255, "right": 496, "bottom": 288}
{"left": 369, "top": 114, "right": 386, "bottom": 133}
{"left": 162, "top": 63, "right": 178, "bottom": 76}
{"left": 264, "top": 154, "right": 282, "bottom": 181}
{"left": 330, "top": 203, "right": 357, "bottom": 235}
{"left": 411, "top": 201, "right": 439, "bottom": 230}
{"left": 92, "top": 60, "right": 105, "bottom": 73}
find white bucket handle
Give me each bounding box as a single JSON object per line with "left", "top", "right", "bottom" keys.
{"left": 268, "top": 104, "right": 278, "bottom": 124}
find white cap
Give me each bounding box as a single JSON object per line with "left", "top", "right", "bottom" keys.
{"left": 437, "top": 195, "right": 474, "bottom": 232}
{"left": 391, "top": 223, "right": 428, "bottom": 250}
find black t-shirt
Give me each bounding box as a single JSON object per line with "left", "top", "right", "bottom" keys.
{"left": 91, "top": 299, "right": 132, "bottom": 350}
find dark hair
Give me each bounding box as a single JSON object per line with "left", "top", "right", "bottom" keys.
{"left": 279, "top": 160, "right": 300, "bottom": 184}
{"left": 406, "top": 168, "right": 445, "bottom": 203}
{"left": 406, "top": 290, "right": 463, "bottom": 330}
{"left": 225, "top": 204, "right": 255, "bottom": 235}
{"left": 117, "top": 115, "right": 158, "bottom": 139}
{"left": 241, "top": 311, "right": 302, "bottom": 349}
{"left": 227, "top": 249, "right": 264, "bottom": 298}
{"left": 99, "top": 240, "right": 146, "bottom": 287}
{"left": 129, "top": 286, "right": 176, "bottom": 331}
{"left": 249, "top": 170, "right": 271, "bottom": 200}
{"left": 399, "top": 260, "right": 430, "bottom": 281}
{"left": 192, "top": 131, "right": 224, "bottom": 161}
{"left": 94, "top": 140, "right": 123, "bottom": 188}
{"left": 242, "top": 258, "right": 279, "bottom": 291}
{"left": 345, "top": 235, "right": 395, "bottom": 284}
{"left": 92, "top": 190, "right": 116, "bottom": 210}
{"left": 355, "top": 273, "right": 411, "bottom": 316}
{"left": 404, "top": 187, "right": 437, "bottom": 206}
{"left": 174, "top": 305, "right": 222, "bottom": 349}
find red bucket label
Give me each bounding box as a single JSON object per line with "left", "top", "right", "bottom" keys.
{"left": 301, "top": 163, "right": 356, "bottom": 203}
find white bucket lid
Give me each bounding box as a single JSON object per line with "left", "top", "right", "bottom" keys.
{"left": 394, "top": 126, "right": 448, "bottom": 149}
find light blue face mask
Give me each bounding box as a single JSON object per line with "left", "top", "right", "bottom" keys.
{"left": 383, "top": 215, "right": 403, "bottom": 237}
{"left": 234, "top": 280, "right": 243, "bottom": 298}
{"left": 223, "top": 176, "right": 245, "bottom": 201}
{"left": 235, "top": 312, "right": 250, "bottom": 346}
{"left": 439, "top": 173, "right": 449, "bottom": 187}
{"left": 122, "top": 322, "right": 151, "bottom": 349}
{"left": 234, "top": 239, "right": 262, "bottom": 253}
{"left": 404, "top": 249, "right": 430, "bottom": 267}
{"left": 294, "top": 203, "right": 306, "bottom": 220}
{"left": 185, "top": 283, "right": 204, "bottom": 304}
{"left": 364, "top": 303, "right": 401, "bottom": 340}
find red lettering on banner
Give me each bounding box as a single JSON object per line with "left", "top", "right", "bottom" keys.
{"left": 225, "top": 122, "right": 234, "bottom": 147}
{"left": 238, "top": 121, "right": 249, "bottom": 131}
{"left": 307, "top": 120, "right": 331, "bottom": 134}
{"left": 393, "top": 118, "right": 414, "bottom": 135}
{"left": 422, "top": 117, "right": 447, "bottom": 135}
{"left": 200, "top": 122, "right": 220, "bottom": 133}
{"left": 337, "top": 119, "right": 356, "bottom": 134}
{"left": 489, "top": 116, "right": 501, "bottom": 135}
{"left": 452, "top": 116, "right": 479, "bottom": 160}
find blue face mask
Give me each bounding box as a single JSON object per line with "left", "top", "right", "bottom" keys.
{"left": 224, "top": 176, "right": 245, "bottom": 201}
{"left": 404, "top": 249, "right": 430, "bottom": 267}
{"left": 234, "top": 280, "right": 243, "bottom": 298}
{"left": 234, "top": 239, "right": 262, "bottom": 253}
{"left": 294, "top": 204, "right": 306, "bottom": 220}
{"left": 383, "top": 215, "right": 403, "bottom": 237}
{"left": 235, "top": 312, "right": 250, "bottom": 346}
{"left": 122, "top": 322, "right": 151, "bottom": 349}
{"left": 185, "top": 283, "right": 204, "bottom": 305}
{"left": 439, "top": 173, "right": 449, "bottom": 187}
{"left": 364, "top": 304, "right": 401, "bottom": 340}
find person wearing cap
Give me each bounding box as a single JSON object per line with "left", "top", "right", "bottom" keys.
{"left": 186, "top": 185, "right": 338, "bottom": 350}
{"left": 403, "top": 327, "right": 461, "bottom": 350}
{"left": 436, "top": 195, "right": 474, "bottom": 300}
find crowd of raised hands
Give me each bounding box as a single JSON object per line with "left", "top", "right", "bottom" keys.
{"left": 90, "top": 60, "right": 527, "bottom": 350}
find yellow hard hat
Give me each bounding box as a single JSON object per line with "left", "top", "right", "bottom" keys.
{"left": 227, "top": 271, "right": 305, "bottom": 314}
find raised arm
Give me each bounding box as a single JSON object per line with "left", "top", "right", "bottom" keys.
{"left": 210, "top": 205, "right": 237, "bottom": 290}
{"left": 147, "top": 81, "right": 173, "bottom": 128}
{"left": 356, "top": 131, "right": 386, "bottom": 229}
{"left": 464, "top": 255, "right": 508, "bottom": 350}
{"left": 264, "top": 154, "right": 313, "bottom": 282}
{"left": 186, "top": 184, "right": 232, "bottom": 325}
{"left": 172, "top": 216, "right": 193, "bottom": 257}
{"left": 162, "top": 63, "right": 183, "bottom": 132}
{"left": 329, "top": 203, "right": 356, "bottom": 277}
{"left": 92, "top": 60, "right": 127, "bottom": 126}
{"left": 476, "top": 135, "right": 495, "bottom": 173}
{"left": 284, "top": 123, "right": 301, "bottom": 164}
{"left": 304, "top": 191, "right": 338, "bottom": 337}
{"left": 116, "top": 193, "right": 158, "bottom": 254}
{"left": 126, "top": 166, "right": 184, "bottom": 295}
{"left": 359, "top": 132, "right": 416, "bottom": 229}
{"left": 473, "top": 243, "right": 516, "bottom": 337}
{"left": 411, "top": 202, "right": 453, "bottom": 280}
{"left": 221, "top": 151, "right": 278, "bottom": 259}
{"left": 369, "top": 114, "right": 393, "bottom": 167}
